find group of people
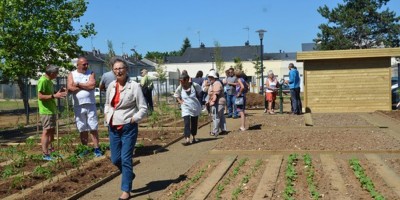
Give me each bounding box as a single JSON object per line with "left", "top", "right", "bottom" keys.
{"left": 38, "top": 56, "right": 149, "bottom": 200}
{"left": 263, "top": 63, "right": 302, "bottom": 115}
{"left": 37, "top": 58, "right": 301, "bottom": 199}
{"left": 173, "top": 68, "right": 249, "bottom": 145}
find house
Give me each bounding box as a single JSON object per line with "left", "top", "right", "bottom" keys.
{"left": 297, "top": 47, "right": 400, "bottom": 113}
{"left": 162, "top": 44, "right": 303, "bottom": 93}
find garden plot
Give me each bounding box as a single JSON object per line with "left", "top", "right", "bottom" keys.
{"left": 311, "top": 113, "right": 374, "bottom": 127}
{"left": 160, "top": 154, "right": 400, "bottom": 200}
{"left": 213, "top": 128, "right": 400, "bottom": 151}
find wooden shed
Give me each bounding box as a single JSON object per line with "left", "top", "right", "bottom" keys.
{"left": 297, "top": 48, "right": 400, "bottom": 113}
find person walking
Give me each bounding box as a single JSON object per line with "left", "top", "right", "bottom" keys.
{"left": 192, "top": 70, "right": 205, "bottom": 107}
{"left": 265, "top": 70, "right": 279, "bottom": 114}
{"left": 208, "top": 70, "right": 227, "bottom": 136}
{"left": 140, "top": 69, "right": 154, "bottom": 112}
{"left": 225, "top": 68, "right": 238, "bottom": 118}
{"left": 174, "top": 72, "right": 202, "bottom": 145}
{"left": 38, "top": 65, "right": 67, "bottom": 161}
{"left": 104, "top": 57, "right": 148, "bottom": 200}
{"left": 235, "top": 70, "right": 248, "bottom": 131}
{"left": 67, "top": 56, "right": 102, "bottom": 157}
{"left": 285, "top": 63, "right": 302, "bottom": 115}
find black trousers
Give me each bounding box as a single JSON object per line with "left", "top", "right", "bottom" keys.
{"left": 142, "top": 88, "right": 153, "bottom": 112}
{"left": 183, "top": 115, "right": 198, "bottom": 137}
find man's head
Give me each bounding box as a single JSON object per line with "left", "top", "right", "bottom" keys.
{"left": 228, "top": 68, "right": 234, "bottom": 76}
{"left": 288, "top": 63, "right": 295, "bottom": 70}
{"left": 45, "top": 65, "right": 59, "bottom": 80}
{"left": 141, "top": 68, "right": 148, "bottom": 76}
{"left": 77, "top": 57, "right": 89, "bottom": 73}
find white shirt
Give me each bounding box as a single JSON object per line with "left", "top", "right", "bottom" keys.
{"left": 71, "top": 70, "right": 96, "bottom": 105}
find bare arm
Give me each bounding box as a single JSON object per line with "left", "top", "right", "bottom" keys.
{"left": 237, "top": 79, "right": 245, "bottom": 97}
{"left": 38, "top": 87, "right": 67, "bottom": 100}
{"left": 78, "top": 72, "right": 96, "bottom": 90}
{"left": 67, "top": 73, "right": 79, "bottom": 93}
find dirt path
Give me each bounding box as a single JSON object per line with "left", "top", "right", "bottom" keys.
{"left": 78, "top": 110, "right": 250, "bottom": 200}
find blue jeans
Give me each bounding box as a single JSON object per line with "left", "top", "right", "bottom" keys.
{"left": 227, "top": 95, "right": 238, "bottom": 117}
{"left": 290, "top": 88, "right": 302, "bottom": 114}
{"left": 109, "top": 123, "right": 138, "bottom": 192}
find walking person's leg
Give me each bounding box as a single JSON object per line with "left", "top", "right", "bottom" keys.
{"left": 295, "top": 87, "right": 302, "bottom": 114}
{"left": 217, "top": 104, "right": 226, "bottom": 133}
{"left": 190, "top": 116, "right": 198, "bottom": 143}
{"left": 211, "top": 106, "right": 220, "bottom": 135}
{"left": 40, "top": 114, "right": 56, "bottom": 160}
{"left": 183, "top": 115, "right": 191, "bottom": 144}
{"left": 233, "top": 95, "right": 239, "bottom": 118}
{"left": 119, "top": 123, "right": 138, "bottom": 199}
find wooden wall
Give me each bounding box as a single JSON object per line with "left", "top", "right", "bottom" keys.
{"left": 304, "top": 57, "right": 391, "bottom": 113}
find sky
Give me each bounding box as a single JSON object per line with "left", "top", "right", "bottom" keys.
{"left": 75, "top": 0, "right": 400, "bottom": 56}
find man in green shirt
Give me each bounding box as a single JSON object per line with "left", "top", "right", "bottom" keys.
{"left": 37, "top": 65, "right": 67, "bottom": 161}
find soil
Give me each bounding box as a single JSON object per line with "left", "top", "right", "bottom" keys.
{"left": 160, "top": 158, "right": 220, "bottom": 200}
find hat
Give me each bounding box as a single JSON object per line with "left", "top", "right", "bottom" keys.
{"left": 207, "top": 70, "right": 218, "bottom": 78}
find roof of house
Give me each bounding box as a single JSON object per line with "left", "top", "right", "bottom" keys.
{"left": 166, "top": 45, "right": 261, "bottom": 63}
{"left": 165, "top": 45, "right": 297, "bottom": 63}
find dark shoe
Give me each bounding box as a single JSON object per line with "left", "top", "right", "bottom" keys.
{"left": 233, "top": 116, "right": 239, "bottom": 119}
{"left": 226, "top": 115, "right": 232, "bottom": 118}
{"left": 191, "top": 138, "right": 197, "bottom": 144}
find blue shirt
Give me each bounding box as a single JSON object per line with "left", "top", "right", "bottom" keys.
{"left": 288, "top": 68, "right": 300, "bottom": 89}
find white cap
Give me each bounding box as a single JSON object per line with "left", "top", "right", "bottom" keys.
{"left": 208, "top": 70, "right": 218, "bottom": 78}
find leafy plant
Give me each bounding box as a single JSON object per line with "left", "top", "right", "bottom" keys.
{"left": 303, "top": 154, "right": 320, "bottom": 200}
{"left": 349, "top": 158, "right": 385, "bottom": 200}
{"left": 215, "top": 158, "right": 248, "bottom": 199}
{"left": 11, "top": 174, "right": 24, "bottom": 190}
{"left": 284, "top": 154, "right": 298, "bottom": 200}
{"left": 25, "top": 137, "right": 37, "bottom": 150}
{"left": 231, "top": 159, "right": 263, "bottom": 200}
{"left": 99, "top": 143, "right": 110, "bottom": 152}
{"left": 148, "top": 111, "right": 160, "bottom": 128}
{"left": 2, "top": 165, "right": 15, "bottom": 179}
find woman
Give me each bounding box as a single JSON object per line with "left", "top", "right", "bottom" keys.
{"left": 235, "top": 70, "right": 247, "bottom": 131}
{"left": 174, "top": 73, "right": 202, "bottom": 145}
{"left": 104, "top": 57, "right": 148, "bottom": 200}
{"left": 265, "top": 70, "right": 279, "bottom": 114}
{"left": 208, "top": 70, "right": 227, "bottom": 136}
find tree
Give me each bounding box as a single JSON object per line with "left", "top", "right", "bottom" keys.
{"left": 214, "top": 41, "right": 225, "bottom": 74}
{"left": 233, "top": 57, "right": 243, "bottom": 70}
{"left": 104, "top": 40, "right": 116, "bottom": 68}
{"left": 252, "top": 56, "right": 263, "bottom": 78}
{"left": 315, "top": 0, "right": 400, "bottom": 50}
{"left": 0, "top": 0, "right": 96, "bottom": 119}
{"left": 180, "top": 37, "right": 191, "bottom": 55}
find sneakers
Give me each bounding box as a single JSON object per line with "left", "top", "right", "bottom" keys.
{"left": 239, "top": 127, "right": 246, "bottom": 131}
{"left": 43, "top": 154, "right": 53, "bottom": 161}
{"left": 94, "top": 148, "right": 103, "bottom": 157}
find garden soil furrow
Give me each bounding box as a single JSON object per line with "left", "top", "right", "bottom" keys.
{"left": 319, "top": 154, "right": 351, "bottom": 200}
{"left": 252, "top": 155, "right": 283, "bottom": 200}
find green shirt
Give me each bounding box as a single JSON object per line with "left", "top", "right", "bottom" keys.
{"left": 37, "top": 75, "right": 57, "bottom": 115}
{"left": 140, "top": 75, "right": 153, "bottom": 90}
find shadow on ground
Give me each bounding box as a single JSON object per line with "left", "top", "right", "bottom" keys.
{"left": 131, "top": 174, "right": 188, "bottom": 198}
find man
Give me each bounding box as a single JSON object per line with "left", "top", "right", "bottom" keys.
{"left": 225, "top": 68, "right": 238, "bottom": 118}
{"left": 67, "top": 57, "right": 102, "bottom": 157}
{"left": 38, "top": 65, "right": 67, "bottom": 161}
{"left": 285, "top": 63, "right": 302, "bottom": 115}
{"left": 140, "top": 69, "right": 154, "bottom": 112}
{"left": 99, "top": 70, "right": 116, "bottom": 92}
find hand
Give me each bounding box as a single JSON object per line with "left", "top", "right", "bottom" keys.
{"left": 130, "top": 117, "right": 136, "bottom": 124}
{"left": 55, "top": 88, "right": 67, "bottom": 99}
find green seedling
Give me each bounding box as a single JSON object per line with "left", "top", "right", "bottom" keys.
{"left": 25, "top": 137, "right": 37, "bottom": 150}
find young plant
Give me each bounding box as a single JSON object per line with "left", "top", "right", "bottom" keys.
{"left": 10, "top": 174, "right": 25, "bottom": 190}
{"left": 284, "top": 154, "right": 298, "bottom": 200}
{"left": 303, "top": 154, "right": 320, "bottom": 200}
{"left": 25, "top": 137, "right": 37, "bottom": 150}
{"left": 349, "top": 158, "right": 385, "bottom": 200}
{"left": 231, "top": 159, "right": 263, "bottom": 200}
{"left": 2, "top": 165, "right": 15, "bottom": 179}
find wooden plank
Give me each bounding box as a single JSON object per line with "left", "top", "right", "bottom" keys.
{"left": 365, "top": 154, "right": 400, "bottom": 198}
{"left": 304, "top": 113, "right": 313, "bottom": 126}
{"left": 297, "top": 49, "right": 400, "bottom": 61}
{"left": 252, "top": 155, "right": 283, "bottom": 200}
{"left": 187, "top": 155, "right": 237, "bottom": 200}
{"left": 320, "top": 154, "right": 351, "bottom": 200}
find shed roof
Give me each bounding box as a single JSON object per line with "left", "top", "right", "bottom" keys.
{"left": 297, "top": 47, "right": 400, "bottom": 61}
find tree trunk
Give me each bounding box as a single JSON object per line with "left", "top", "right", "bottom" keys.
{"left": 17, "top": 78, "right": 30, "bottom": 125}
